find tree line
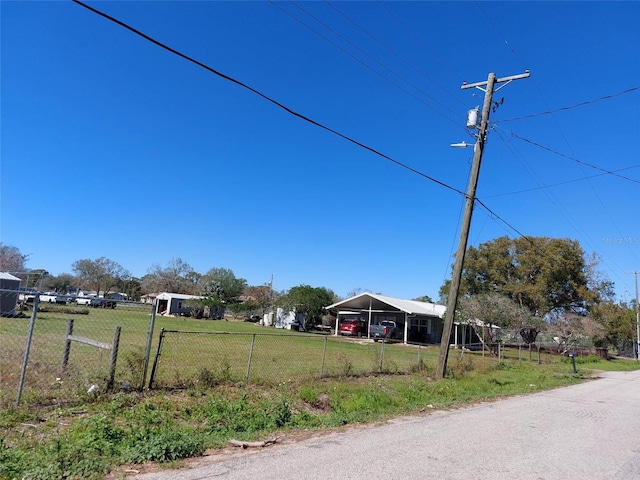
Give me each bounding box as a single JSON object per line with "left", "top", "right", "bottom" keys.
{"left": 438, "top": 236, "right": 637, "bottom": 356}
{"left": 1, "top": 239, "right": 637, "bottom": 353}
{"left": 0, "top": 243, "right": 337, "bottom": 327}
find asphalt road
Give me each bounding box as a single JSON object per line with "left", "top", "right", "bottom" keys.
{"left": 130, "top": 370, "right": 640, "bottom": 480}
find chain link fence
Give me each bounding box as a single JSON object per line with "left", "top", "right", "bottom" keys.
{"left": 0, "top": 289, "right": 154, "bottom": 408}
{"left": 148, "top": 330, "right": 432, "bottom": 388}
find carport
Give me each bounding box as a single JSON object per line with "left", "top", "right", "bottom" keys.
{"left": 325, "top": 292, "right": 446, "bottom": 344}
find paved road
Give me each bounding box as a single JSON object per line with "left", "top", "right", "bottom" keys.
{"left": 131, "top": 370, "right": 640, "bottom": 480}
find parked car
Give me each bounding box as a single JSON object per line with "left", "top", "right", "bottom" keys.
{"left": 38, "top": 292, "right": 64, "bottom": 304}
{"left": 75, "top": 296, "right": 93, "bottom": 306}
{"left": 18, "top": 288, "right": 37, "bottom": 303}
{"left": 370, "top": 320, "right": 403, "bottom": 341}
{"left": 91, "top": 298, "right": 116, "bottom": 309}
{"left": 339, "top": 319, "right": 367, "bottom": 337}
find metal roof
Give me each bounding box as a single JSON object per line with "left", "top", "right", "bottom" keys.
{"left": 156, "top": 292, "right": 203, "bottom": 300}
{"left": 325, "top": 292, "right": 446, "bottom": 318}
{"left": 0, "top": 272, "right": 21, "bottom": 281}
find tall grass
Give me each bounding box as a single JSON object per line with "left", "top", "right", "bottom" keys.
{"left": 3, "top": 354, "right": 634, "bottom": 479}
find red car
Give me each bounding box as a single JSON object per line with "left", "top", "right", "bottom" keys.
{"left": 339, "top": 319, "right": 367, "bottom": 337}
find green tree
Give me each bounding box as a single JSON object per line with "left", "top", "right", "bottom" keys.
{"left": 591, "top": 300, "right": 637, "bottom": 356}
{"left": 44, "top": 273, "right": 75, "bottom": 293}
{"left": 113, "top": 276, "right": 142, "bottom": 301}
{"left": 201, "top": 268, "right": 247, "bottom": 304}
{"left": 72, "top": 257, "right": 130, "bottom": 297}
{"left": 25, "top": 269, "right": 50, "bottom": 289}
{"left": 413, "top": 294, "right": 434, "bottom": 303}
{"left": 439, "top": 236, "right": 611, "bottom": 317}
{"left": 277, "top": 285, "right": 337, "bottom": 330}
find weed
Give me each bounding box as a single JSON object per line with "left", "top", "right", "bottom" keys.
{"left": 561, "top": 354, "right": 601, "bottom": 364}
{"left": 2, "top": 348, "right": 639, "bottom": 478}
{"left": 336, "top": 354, "right": 353, "bottom": 376}
{"left": 196, "top": 367, "right": 219, "bottom": 388}
{"left": 297, "top": 384, "right": 319, "bottom": 404}
{"left": 269, "top": 397, "right": 292, "bottom": 427}
{"left": 122, "top": 427, "right": 205, "bottom": 464}
{"left": 122, "top": 348, "right": 145, "bottom": 385}
{"left": 448, "top": 355, "right": 476, "bottom": 378}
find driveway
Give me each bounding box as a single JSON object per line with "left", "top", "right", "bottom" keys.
{"left": 128, "top": 369, "right": 640, "bottom": 480}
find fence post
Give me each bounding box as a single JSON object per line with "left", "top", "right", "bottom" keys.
{"left": 321, "top": 335, "right": 328, "bottom": 377}
{"left": 106, "top": 327, "right": 121, "bottom": 392}
{"left": 379, "top": 340, "right": 385, "bottom": 373}
{"left": 61, "top": 319, "right": 74, "bottom": 371}
{"left": 537, "top": 344, "right": 541, "bottom": 365}
{"left": 148, "top": 328, "right": 166, "bottom": 389}
{"left": 16, "top": 295, "right": 39, "bottom": 406}
{"left": 417, "top": 344, "right": 422, "bottom": 368}
{"left": 245, "top": 334, "right": 256, "bottom": 384}
{"left": 140, "top": 302, "right": 157, "bottom": 390}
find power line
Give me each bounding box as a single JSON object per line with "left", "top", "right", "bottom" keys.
{"left": 509, "top": 131, "right": 640, "bottom": 185}
{"left": 474, "top": 198, "right": 529, "bottom": 239}
{"left": 483, "top": 163, "right": 640, "bottom": 198}
{"left": 71, "top": 0, "right": 464, "bottom": 196}
{"left": 73, "top": 1, "right": 562, "bottom": 269}
{"left": 323, "top": 0, "right": 469, "bottom": 110}
{"left": 270, "top": 1, "right": 464, "bottom": 128}
{"left": 474, "top": 2, "right": 640, "bottom": 288}
{"left": 493, "top": 129, "right": 634, "bottom": 289}
{"left": 474, "top": 1, "right": 529, "bottom": 69}
{"left": 499, "top": 86, "right": 640, "bottom": 123}
{"left": 377, "top": 1, "right": 466, "bottom": 83}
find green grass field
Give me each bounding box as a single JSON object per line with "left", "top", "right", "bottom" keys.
{"left": 1, "top": 304, "right": 433, "bottom": 406}
{"left": 3, "top": 304, "right": 640, "bottom": 479}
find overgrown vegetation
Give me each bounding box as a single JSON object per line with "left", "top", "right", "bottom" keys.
{"left": 1, "top": 352, "right": 638, "bottom": 480}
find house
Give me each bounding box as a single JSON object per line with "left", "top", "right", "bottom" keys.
{"left": 0, "top": 272, "right": 21, "bottom": 316}
{"left": 140, "top": 293, "right": 158, "bottom": 305}
{"left": 325, "top": 292, "right": 446, "bottom": 344}
{"left": 155, "top": 292, "right": 203, "bottom": 316}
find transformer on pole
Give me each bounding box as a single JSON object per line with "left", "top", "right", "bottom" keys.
{"left": 435, "top": 70, "right": 530, "bottom": 380}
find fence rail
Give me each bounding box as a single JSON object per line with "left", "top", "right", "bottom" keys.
{"left": 0, "top": 288, "right": 154, "bottom": 407}
{"left": 1, "top": 287, "right": 616, "bottom": 408}
{"left": 148, "top": 329, "right": 431, "bottom": 388}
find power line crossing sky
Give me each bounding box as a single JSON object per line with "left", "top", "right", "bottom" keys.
{"left": 2, "top": 1, "right": 639, "bottom": 301}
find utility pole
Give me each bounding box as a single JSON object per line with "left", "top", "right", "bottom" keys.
{"left": 435, "top": 70, "right": 530, "bottom": 380}
{"left": 626, "top": 271, "right": 640, "bottom": 360}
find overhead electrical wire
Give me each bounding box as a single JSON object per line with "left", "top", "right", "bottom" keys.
{"left": 376, "top": 1, "right": 466, "bottom": 84}
{"left": 494, "top": 129, "right": 631, "bottom": 283}
{"left": 474, "top": 1, "right": 528, "bottom": 68}
{"left": 482, "top": 163, "right": 640, "bottom": 198}
{"left": 508, "top": 131, "right": 640, "bottom": 185}
{"left": 323, "top": 0, "right": 469, "bottom": 110}
{"left": 72, "top": 1, "right": 547, "bottom": 259}
{"left": 269, "top": 0, "right": 464, "bottom": 128}
{"left": 475, "top": 1, "right": 639, "bottom": 285}
{"left": 71, "top": 0, "right": 464, "bottom": 197}
{"left": 499, "top": 85, "right": 640, "bottom": 123}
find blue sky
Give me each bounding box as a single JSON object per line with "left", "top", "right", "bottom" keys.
{"left": 2, "top": 1, "right": 639, "bottom": 301}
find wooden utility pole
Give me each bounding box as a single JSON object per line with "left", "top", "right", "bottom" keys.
{"left": 435, "top": 70, "right": 530, "bottom": 380}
